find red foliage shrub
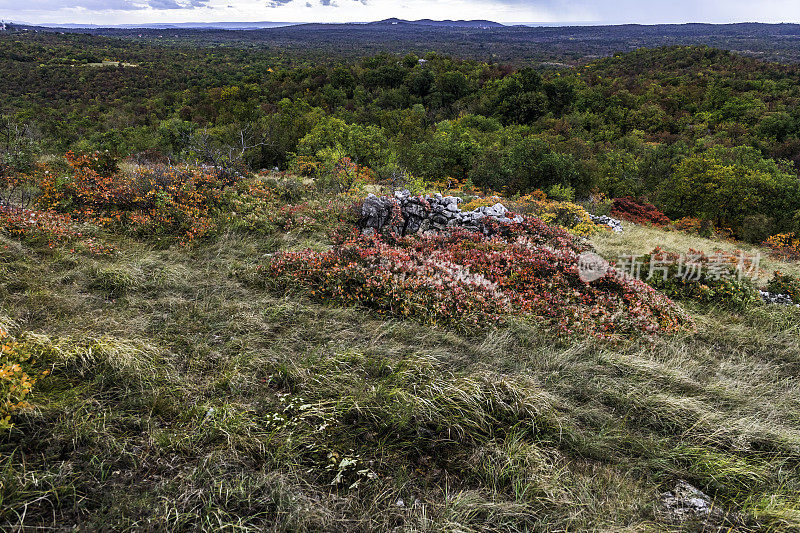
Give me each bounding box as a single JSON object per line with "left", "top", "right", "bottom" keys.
{"left": 263, "top": 217, "right": 693, "bottom": 338}
{"left": 0, "top": 205, "right": 114, "bottom": 255}
{"left": 611, "top": 196, "right": 670, "bottom": 226}
{"left": 0, "top": 205, "right": 73, "bottom": 246}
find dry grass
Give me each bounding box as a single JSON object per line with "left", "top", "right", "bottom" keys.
{"left": 590, "top": 221, "right": 800, "bottom": 281}
{"left": 0, "top": 220, "right": 798, "bottom": 531}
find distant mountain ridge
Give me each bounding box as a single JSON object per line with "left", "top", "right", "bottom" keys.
{"left": 5, "top": 18, "right": 503, "bottom": 30}
{"left": 7, "top": 21, "right": 298, "bottom": 30}
{"left": 370, "top": 18, "right": 503, "bottom": 28}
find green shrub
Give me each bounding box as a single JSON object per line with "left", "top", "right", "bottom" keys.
{"left": 639, "top": 248, "right": 760, "bottom": 310}
{"left": 545, "top": 183, "right": 575, "bottom": 202}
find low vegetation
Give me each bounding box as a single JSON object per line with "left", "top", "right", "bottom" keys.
{"left": 0, "top": 151, "right": 798, "bottom": 530}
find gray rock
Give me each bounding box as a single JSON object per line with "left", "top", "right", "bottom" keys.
{"left": 403, "top": 203, "right": 427, "bottom": 218}
{"left": 589, "top": 214, "right": 624, "bottom": 233}
{"left": 361, "top": 194, "right": 391, "bottom": 230}
{"left": 405, "top": 216, "right": 423, "bottom": 234}
{"left": 358, "top": 191, "right": 522, "bottom": 237}
{"left": 658, "top": 480, "right": 736, "bottom": 527}
{"left": 759, "top": 290, "right": 799, "bottom": 306}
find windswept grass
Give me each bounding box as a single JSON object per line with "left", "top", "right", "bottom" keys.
{"left": 0, "top": 219, "right": 798, "bottom": 530}
{"left": 590, "top": 222, "right": 800, "bottom": 281}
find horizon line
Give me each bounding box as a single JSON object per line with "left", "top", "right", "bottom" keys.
{"left": 6, "top": 19, "right": 800, "bottom": 28}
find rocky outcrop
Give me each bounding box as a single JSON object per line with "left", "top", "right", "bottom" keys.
{"left": 759, "top": 290, "right": 799, "bottom": 306}
{"left": 658, "top": 480, "right": 742, "bottom": 528}
{"left": 589, "top": 214, "right": 624, "bottom": 233}
{"left": 360, "top": 190, "right": 522, "bottom": 236}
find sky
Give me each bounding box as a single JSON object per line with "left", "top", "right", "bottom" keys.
{"left": 5, "top": 0, "right": 800, "bottom": 26}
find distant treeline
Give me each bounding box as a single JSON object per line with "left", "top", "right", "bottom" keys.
{"left": 2, "top": 33, "right": 800, "bottom": 240}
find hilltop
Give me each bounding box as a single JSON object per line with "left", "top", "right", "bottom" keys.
{"left": 370, "top": 18, "right": 503, "bottom": 28}
{"left": 1, "top": 165, "right": 799, "bottom": 529}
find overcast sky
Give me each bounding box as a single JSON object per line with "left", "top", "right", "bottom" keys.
{"left": 5, "top": 0, "right": 800, "bottom": 26}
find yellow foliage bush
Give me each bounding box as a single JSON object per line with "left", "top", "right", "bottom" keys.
{"left": 0, "top": 327, "right": 49, "bottom": 430}
{"left": 765, "top": 233, "right": 800, "bottom": 259}
{"left": 461, "top": 195, "right": 502, "bottom": 212}
{"left": 510, "top": 192, "right": 603, "bottom": 237}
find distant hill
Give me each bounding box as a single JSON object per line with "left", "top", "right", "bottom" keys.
{"left": 369, "top": 18, "right": 503, "bottom": 28}
{"left": 15, "top": 21, "right": 800, "bottom": 65}
{"left": 11, "top": 21, "right": 298, "bottom": 30}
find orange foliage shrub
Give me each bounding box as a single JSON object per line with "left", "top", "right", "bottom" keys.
{"left": 0, "top": 328, "right": 49, "bottom": 430}
{"left": 37, "top": 152, "right": 234, "bottom": 244}
{"left": 0, "top": 205, "right": 114, "bottom": 255}
{"left": 764, "top": 233, "right": 800, "bottom": 259}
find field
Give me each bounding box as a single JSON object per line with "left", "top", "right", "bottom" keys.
{"left": 1, "top": 178, "right": 799, "bottom": 531}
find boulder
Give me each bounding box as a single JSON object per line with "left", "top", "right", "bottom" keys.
{"left": 358, "top": 191, "right": 523, "bottom": 237}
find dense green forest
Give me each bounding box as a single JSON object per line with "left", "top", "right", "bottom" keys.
{"left": 4, "top": 32, "right": 800, "bottom": 240}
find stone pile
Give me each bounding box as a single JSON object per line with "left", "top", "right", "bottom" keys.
{"left": 360, "top": 190, "right": 523, "bottom": 236}
{"left": 589, "top": 214, "right": 624, "bottom": 233}
{"left": 759, "top": 290, "right": 799, "bottom": 306}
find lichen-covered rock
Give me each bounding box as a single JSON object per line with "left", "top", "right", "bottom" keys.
{"left": 658, "top": 480, "right": 741, "bottom": 527}
{"left": 358, "top": 191, "right": 523, "bottom": 236}
{"left": 589, "top": 214, "right": 624, "bottom": 233}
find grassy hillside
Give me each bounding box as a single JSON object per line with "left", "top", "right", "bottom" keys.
{"left": 1, "top": 178, "right": 799, "bottom": 531}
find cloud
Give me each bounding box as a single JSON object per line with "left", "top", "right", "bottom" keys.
{"left": 148, "top": 0, "right": 210, "bottom": 9}
{"left": 6, "top": 0, "right": 800, "bottom": 25}
{"left": 0, "top": 0, "right": 210, "bottom": 10}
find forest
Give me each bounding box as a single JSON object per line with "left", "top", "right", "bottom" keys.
{"left": 4, "top": 32, "right": 800, "bottom": 242}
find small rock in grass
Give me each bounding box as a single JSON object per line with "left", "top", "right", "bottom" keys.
{"left": 658, "top": 480, "right": 740, "bottom": 527}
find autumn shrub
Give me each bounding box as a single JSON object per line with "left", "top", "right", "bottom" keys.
{"left": 0, "top": 205, "right": 74, "bottom": 246}
{"left": 611, "top": 196, "right": 670, "bottom": 226}
{"left": 264, "top": 216, "right": 693, "bottom": 338}
{"left": 587, "top": 191, "right": 613, "bottom": 216}
{"left": 36, "top": 152, "right": 234, "bottom": 244}
{"left": 0, "top": 327, "right": 49, "bottom": 430}
{"left": 509, "top": 192, "right": 602, "bottom": 237}
{"left": 223, "top": 178, "right": 360, "bottom": 236}
{"left": 639, "top": 247, "right": 760, "bottom": 310}
{"left": 672, "top": 217, "right": 707, "bottom": 235}
{"left": 461, "top": 195, "right": 502, "bottom": 212}
{"left": 766, "top": 271, "right": 800, "bottom": 303}
{"left": 319, "top": 157, "right": 374, "bottom": 192}
{"left": 764, "top": 233, "right": 800, "bottom": 260}
{"left": 671, "top": 217, "right": 737, "bottom": 241}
